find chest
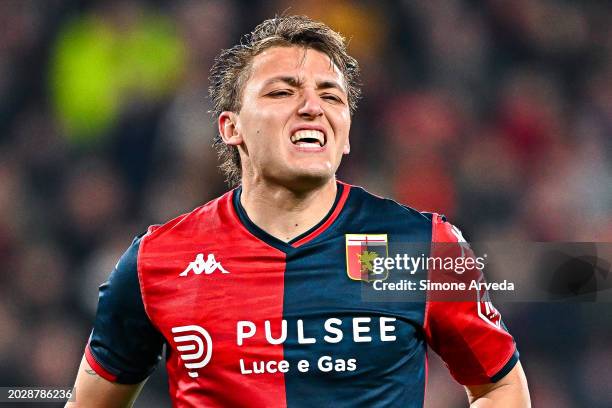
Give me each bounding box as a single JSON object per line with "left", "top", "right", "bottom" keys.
{"left": 140, "top": 234, "right": 427, "bottom": 381}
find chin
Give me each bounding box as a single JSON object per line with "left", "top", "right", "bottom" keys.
{"left": 276, "top": 168, "right": 335, "bottom": 191}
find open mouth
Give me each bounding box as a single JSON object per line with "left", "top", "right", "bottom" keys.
{"left": 290, "top": 129, "right": 326, "bottom": 148}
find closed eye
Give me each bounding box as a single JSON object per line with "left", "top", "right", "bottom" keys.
{"left": 321, "top": 93, "right": 344, "bottom": 103}
{"left": 267, "top": 89, "right": 293, "bottom": 97}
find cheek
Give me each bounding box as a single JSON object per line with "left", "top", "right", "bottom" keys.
{"left": 330, "top": 106, "right": 351, "bottom": 127}
{"left": 238, "top": 110, "right": 268, "bottom": 144}
{"left": 332, "top": 111, "right": 351, "bottom": 145}
{"left": 242, "top": 103, "right": 286, "bottom": 134}
{"left": 240, "top": 114, "right": 285, "bottom": 163}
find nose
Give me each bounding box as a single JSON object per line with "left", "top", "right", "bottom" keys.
{"left": 297, "top": 90, "right": 324, "bottom": 118}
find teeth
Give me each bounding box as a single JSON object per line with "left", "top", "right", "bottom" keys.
{"left": 290, "top": 130, "right": 324, "bottom": 146}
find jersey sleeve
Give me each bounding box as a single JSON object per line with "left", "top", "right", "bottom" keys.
{"left": 423, "top": 214, "right": 519, "bottom": 385}
{"left": 85, "top": 234, "right": 165, "bottom": 384}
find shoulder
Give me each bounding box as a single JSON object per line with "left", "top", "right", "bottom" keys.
{"left": 98, "top": 233, "right": 146, "bottom": 304}
{"left": 142, "top": 190, "right": 234, "bottom": 243}
{"left": 342, "top": 182, "right": 438, "bottom": 239}
{"left": 425, "top": 212, "right": 468, "bottom": 243}
{"left": 342, "top": 181, "right": 468, "bottom": 243}
{"left": 345, "top": 182, "right": 431, "bottom": 222}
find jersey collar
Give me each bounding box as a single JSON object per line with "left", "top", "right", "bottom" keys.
{"left": 231, "top": 181, "right": 351, "bottom": 252}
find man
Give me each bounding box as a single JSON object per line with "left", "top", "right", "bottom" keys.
{"left": 68, "top": 16, "right": 530, "bottom": 407}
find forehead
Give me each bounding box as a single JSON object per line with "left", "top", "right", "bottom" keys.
{"left": 246, "top": 46, "right": 346, "bottom": 91}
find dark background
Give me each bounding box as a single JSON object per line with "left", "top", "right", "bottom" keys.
{"left": 0, "top": 0, "right": 610, "bottom": 406}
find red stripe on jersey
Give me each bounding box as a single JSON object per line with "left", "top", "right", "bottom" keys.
{"left": 424, "top": 213, "right": 516, "bottom": 385}
{"left": 85, "top": 343, "right": 118, "bottom": 382}
{"left": 291, "top": 182, "right": 351, "bottom": 247}
{"left": 138, "top": 192, "right": 288, "bottom": 407}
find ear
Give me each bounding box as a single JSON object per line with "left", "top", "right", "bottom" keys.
{"left": 343, "top": 139, "right": 350, "bottom": 154}
{"left": 218, "top": 112, "right": 243, "bottom": 146}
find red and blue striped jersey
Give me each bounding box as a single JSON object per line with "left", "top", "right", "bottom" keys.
{"left": 86, "top": 181, "right": 518, "bottom": 407}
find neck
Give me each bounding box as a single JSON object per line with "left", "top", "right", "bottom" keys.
{"left": 239, "top": 178, "right": 338, "bottom": 243}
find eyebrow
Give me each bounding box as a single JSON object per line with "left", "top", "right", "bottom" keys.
{"left": 262, "top": 76, "right": 347, "bottom": 94}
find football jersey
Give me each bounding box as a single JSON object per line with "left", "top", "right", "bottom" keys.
{"left": 85, "top": 181, "right": 519, "bottom": 407}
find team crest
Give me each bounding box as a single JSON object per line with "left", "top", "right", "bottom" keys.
{"left": 345, "top": 234, "right": 389, "bottom": 281}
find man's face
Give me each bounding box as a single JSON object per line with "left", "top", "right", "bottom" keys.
{"left": 220, "top": 46, "right": 351, "bottom": 189}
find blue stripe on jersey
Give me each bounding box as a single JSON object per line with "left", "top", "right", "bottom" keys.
{"left": 88, "top": 234, "right": 165, "bottom": 384}
{"left": 282, "top": 186, "right": 433, "bottom": 407}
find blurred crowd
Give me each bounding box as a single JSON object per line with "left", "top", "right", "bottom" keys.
{"left": 0, "top": 0, "right": 610, "bottom": 407}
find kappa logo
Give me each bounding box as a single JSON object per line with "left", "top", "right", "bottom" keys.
{"left": 180, "top": 253, "right": 229, "bottom": 277}
{"left": 172, "top": 325, "right": 213, "bottom": 378}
